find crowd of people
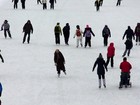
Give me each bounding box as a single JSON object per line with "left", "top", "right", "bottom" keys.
{"left": 12, "top": 0, "right": 57, "bottom": 10}
{"left": 0, "top": 0, "right": 138, "bottom": 97}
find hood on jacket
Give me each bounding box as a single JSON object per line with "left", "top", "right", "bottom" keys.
{"left": 109, "top": 42, "right": 114, "bottom": 47}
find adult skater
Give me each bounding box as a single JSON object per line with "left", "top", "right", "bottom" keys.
{"left": 92, "top": 53, "right": 108, "bottom": 88}
{"left": 83, "top": 25, "right": 95, "bottom": 48}
{"left": 49, "top": 0, "right": 56, "bottom": 9}
{"left": 54, "top": 22, "right": 62, "bottom": 45}
{"left": 116, "top": 0, "right": 122, "bottom": 6}
{"left": 134, "top": 23, "right": 140, "bottom": 45}
{"left": 102, "top": 25, "right": 111, "bottom": 46}
{"left": 123, "top": 26, "right": 135, "bottom": 40}
{"left": 54, "top": 49, "right": 66, "bottom": 77}
{"left": 119, "top": 57, "right": 132, "bottom": 88}
{"left": 122, "top": 38, "right": 133, "bottom": 57}
{"left": 94, "top": 0, "right": 100, "bottom": 11}
{"left": 42, "top": 0, "right": 47, "bottom": 9}
{"left": 0, "top": 50, "right": 4, "bottom": 63}
{"left": 1, "top": 20, "right": 12, "bottom": 38}
{"left": 106, "top": 42, "right": 115, "bottom": 68}
{"left": 37, "top": 0, "right": 42, "bottom": 4}
{"left": 22, "top": 20, "right": 33, "bottom": 44}
{"left": 73, "top": 25, "right": 83, "bottom": 48}
{"left": 21, "top": 0, "right": 26, "bottom": 9}
{"left": 62, "top": 23, "right": 70, "bottom": 45}
{"left": 12, "top": 0, "right": 19, "bottom": 9}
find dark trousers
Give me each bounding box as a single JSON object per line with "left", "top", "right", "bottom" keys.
{"left": 37, "top": 0, "right": 42, "bottom": 4}
{"left": 55, "top": 33, "right": 60, "bottom": 44}
{"left": 116, "top": 0, "right": 121, "bottom": 6}
{"left": 106, "top": 56, "right": 114, "bottom": 67}
{"left": 120, "top": 72, "right": 130, "bottom": 86}
{"left": 103, "top": 37, "right": 108, "bottom": 46}
{"left": 64, "top": 34, "right": 69, "bottom": 45}
{"left": 122, "top": 49, "right": 131, "bottom": 57}
{"left": 14, "top": 2, "right": 18, "bottom": 9}
{"left": 56, "top": 66, "right": 66, "bottom": 75}
{"left": 50, "top": 3, "right": 54, "bottom": 9}
{"left": 43, "top": 3, "right": 47, "bottom": 9}
{"left": 96, "top": 6, "right": 100, "bottom": 11}
{"left": 85, "top": 37, "right": 91, "bottom": 47}
{"left": 0, "top": 55, "right": 4, "bottom": 63}
{"left": 21, "top": 2, "right": 25, "bottom": 9}
{"left": 98, "top": 74, "right": 105, "bottom": 79}
{"left": 23, "top": 32, "right": 30, "bottom": 43}
{"left": 4, "top": 29, "right": 12, "bottom": 38}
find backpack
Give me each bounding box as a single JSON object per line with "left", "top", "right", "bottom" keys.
{"left": 76, "top": 29, "right": 81, "bottom": 36}
{"left": 55, "top": 26, "right": 59, "bottom": 32}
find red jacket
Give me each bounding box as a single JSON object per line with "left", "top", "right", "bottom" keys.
{"left": 107, "top": 43, "right": 115, "bottom": 57}
{"left": 120, "top": 61, "right": 132, "bottom": 72}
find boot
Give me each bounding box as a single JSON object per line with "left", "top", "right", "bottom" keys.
{"left": 99, "top": 79, "right": 101, "bottom": 88}
{"left": 103, "top": 79, "right": 106, "bottom": 88}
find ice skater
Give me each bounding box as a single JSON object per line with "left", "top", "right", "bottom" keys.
{"left": 22, "top": 20, "right": 33, "bottom": 44}
{"left": 92, "top": 53, "right": 108, "bottom": 88}
{"left": 54, "top": 49, "right": 66, "bottom": 77}
{"left": 73, "top": 25, "right": 83, "bottom": 48}
{"left": 1, "top": 20, "right": 12, "bottom": 38}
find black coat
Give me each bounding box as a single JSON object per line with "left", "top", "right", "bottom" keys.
{"left": 63, "top": 25, "right": 70, "bottom": 37}
{"left": 123, "top": 28, "right": 134, "bottom": 40}
{"left": 102, "top": 26, "right": 111, "bottom": 37}
{"left": 92, "top": 57, "right": 107, "bottom": 75}
{"left": 54, "top": 51, "right": 65, "bottom": 70}
{"left": 23, "top": 22, "right": 33, "bottom": 33}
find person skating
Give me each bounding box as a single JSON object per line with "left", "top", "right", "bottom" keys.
{"left": 134, "top": 23, "right": 140, "bottom": 45}
{"left": 54, "top": 22, "right": 62, "bottom": 45}
{"left": 102, "top": 25, "right": 111, "bottom": 46}
{"left": 106, "top": 42, "right": 115, "bottom": 68}
{"left": 12, "top": 0, "right": 19, "bottom": 9}
{"left": 122, "top": 38, "right": 133, "bottom": 57}
{"left": 92, "top": 53, "right": 108, "bottom": 88}
{"left": 94, "top": 0, "right": 100, "bottom": 11}
{"left": 73, "top": 25, "right": 83, "bottom": 48}
{"left": 54, "top": 49, "right": 66, "bottom": 77}
{"left": 122, "top": 26, "right": 135, "bottom": 41}
{"left": 83, "top": 25, "right": 95, "bottom": 48}
{"left": 119, "top": 57, "right": 132, "bottom": 88}
{"left": 1, "top": 20, "right": 12, "bottom": 39}
{"left": 42, "top": 0, "right": 47, "bottom": 9}
{"left": 49, "top": 0, "right": 56, "bottom": 9}
{"left": 62, "top": 23, "right": 70, "bottom": 45}
{"left": 22, "top": 20, "right": 33, "bottom": 44}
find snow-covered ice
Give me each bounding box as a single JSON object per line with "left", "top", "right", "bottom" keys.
{"left": 0, "top": 0, "right": 140, "bottom": 105}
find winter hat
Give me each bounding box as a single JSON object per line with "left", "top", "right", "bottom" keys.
{"left": 76, "top": 25, "right": 80, "bottom": 29}
{"left": 57, "top": 22, "right": 60, "bottom": 25}
{"left": 98, "top": 53, "right": 103, "bottom": 58}
{"left": 123, "top": 57, "right": 127, "bottom": 61}
{"left": 86, "top": 25, "right": 89, "bottom": 28}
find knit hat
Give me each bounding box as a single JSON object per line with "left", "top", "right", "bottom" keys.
{"left": 98, "top": 53, "right": 103, "bottom": 58}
